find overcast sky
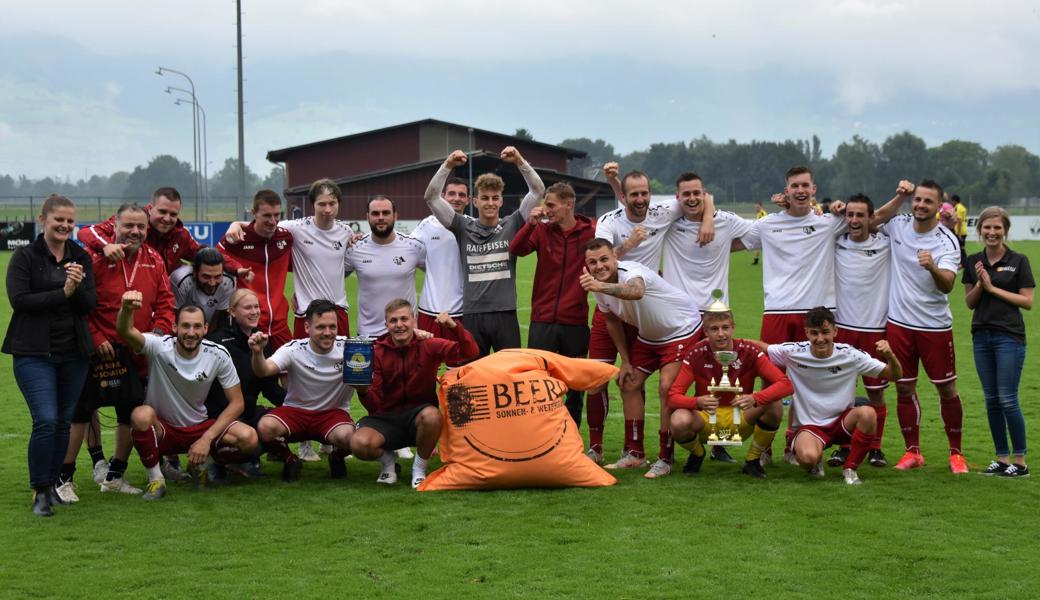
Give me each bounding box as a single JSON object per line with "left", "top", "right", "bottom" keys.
{"left": 1, "top": 0, "right": 1038, "bottom": 180}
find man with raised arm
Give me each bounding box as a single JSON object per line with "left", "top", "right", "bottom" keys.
{"left": 423, "top": 147, "right": 545, "bottom": 357}
{"left": 119, "top": 292, "right": 259, "bottom": 499}
{"left": 580, "top": 238, "right": 700, "bottom": 479}
{"left": 412, "top": 176, "right": 468, "bottom": 339}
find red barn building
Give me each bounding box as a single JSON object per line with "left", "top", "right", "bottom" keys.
{"left": 266, "top": 119, "right": 614, "bottom": 222}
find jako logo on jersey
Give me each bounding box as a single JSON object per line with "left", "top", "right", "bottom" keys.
{"left": 828, "top": 366, "right": 843, "bottom": 374}
{"left": 864, "top": 249, "right": 878, "bottom": 256}
{"left": 393, "top": 256, "right": 405, "bottom": 265}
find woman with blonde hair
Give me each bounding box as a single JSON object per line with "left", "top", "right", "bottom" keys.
{"left": 963, "top": 206, "right": 1034, "bottom": 477}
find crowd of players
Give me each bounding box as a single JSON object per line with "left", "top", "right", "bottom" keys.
{"left": 7, "top": 146, "right": 1033, "bottom": 517}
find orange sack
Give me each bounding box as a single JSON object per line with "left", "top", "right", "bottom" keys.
{"left": 418, "top": 349, "right": 619, "bottom": 491}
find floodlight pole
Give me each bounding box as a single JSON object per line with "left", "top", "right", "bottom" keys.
{"left": 157, "top": 67, "right": 200, "bottom": 219}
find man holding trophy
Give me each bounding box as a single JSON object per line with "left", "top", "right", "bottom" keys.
{"left": 667, "top": 292, "right": 793, "bottom": 478}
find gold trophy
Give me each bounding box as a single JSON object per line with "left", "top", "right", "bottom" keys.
{"left": 704, "top": 289, "right": 743, "bottom": 446}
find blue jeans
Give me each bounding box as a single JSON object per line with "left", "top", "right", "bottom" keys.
{"left": 972, "top": 330, "right": 1028, "bottom": 457}
{"left": 13, "top": 355, "right": 90, "bottom": 488}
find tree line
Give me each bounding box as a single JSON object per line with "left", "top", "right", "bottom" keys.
{"left": 561, "top": 132, "right": 1040, "bottom": 208}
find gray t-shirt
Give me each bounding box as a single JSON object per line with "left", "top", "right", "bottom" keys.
{"left": 170, "top": 264, "right": 235, "bottom": 323}
{"left": 141, "top": 333, "right": 240, "bottom": 427}
{"left": 450, "top": 211, "right": 526, "bottom": 314}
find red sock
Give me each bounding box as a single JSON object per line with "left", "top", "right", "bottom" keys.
{"left": 872, "top": 404, "right": 887, "bottom": 450}
{"left": 131, "top": 427, "right": 160, "bottom": 468}
{"left": 586, "top": 390, "right": 608, "bottom": 452}
{"left": 843, "top": 429, "right": 873, "bottom": 469}
{"left": 624, "top": 419, "right": 645, "bottom": 457}
{"left": 896, "top": 394, "right": 920, "bottom": 452}
{"left": 784, "top": 427, "right": 795, "bottom": 452}
{"left": 940, "top": 395, "right": 963, "bottom": 455}
{"left": 658, "top": 430, "right": 673, "bottom": 463}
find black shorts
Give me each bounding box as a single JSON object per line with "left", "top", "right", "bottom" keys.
{"left": 73, "top": 346, "right": 144, "bottom": 425}
{"left": 356, "top": 404, "right": 432, "bottom": 451}
{"left": 466, "top": 310, "right": 521, "bottom": 358}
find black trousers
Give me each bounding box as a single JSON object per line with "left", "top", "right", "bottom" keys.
{"left": 527, "top": 321, "right": 591, "bottom": 427}
{"left": 467, "top": 311, "right": 522, "bottom": 358}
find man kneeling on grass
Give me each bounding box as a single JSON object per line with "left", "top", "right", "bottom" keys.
{"left": 118, "top": 292, "right": 259, "bottom": 500}
{"left": 250, "top": 299, "right": 355, "bottom": 481}
{"left": 761, "top": 307, "right": 902, "bottom": 485}
{"left": 352, "top": 299, "right": 479, "bottom": 488}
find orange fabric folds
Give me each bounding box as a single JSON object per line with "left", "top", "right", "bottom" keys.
{"left": 418, "top": 349, "right": 619, "bottom": 491}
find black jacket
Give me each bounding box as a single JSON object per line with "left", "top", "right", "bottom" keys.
{"left": 3, "top": 235, "right": 96, "bottom": 357}
{"left": 205, "top": 321, "right": 285, "bottom": 421}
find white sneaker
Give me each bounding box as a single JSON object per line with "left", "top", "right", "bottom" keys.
{"left": 605, "top": 451, "right": 649, "bottom": 470}
{"left": 759, "top": 447, "right": 773, "bottom": 467}
{"left": 377, "top": 466, "right": 398, "bottom": 485}
{"left": 99, "top": 477, "right": 143, "bottom": 495}
{"left": 411, "top": 475, "right": 425, "bottom": 489}
{"left": 298, "top": 441, "right": 321, "bottom": 462}
{"left": 783, "top": 449, "right": 800, "bottom": 466}
{"left": 56, "top": 481, "right": 80, "bottom": 503}
{"left": 319, "top": 443, "right": 333, "bottom": 456}
{"left": 92, "top": 460, "right": 109, "bottom": 484}
{"left": 808, "top": 462, "right": 825, "bottom": 479}
{"left": 842, "top": 467, "right": 862, "bottom": 485}
{"left": 396, "top": 447, "right": 414, "bottom": 459}
{"left": 585, "top": 447, "right": 604, "bottom": 465}
{"left": 644, "top": 459, "right": 672, "bottom": 479}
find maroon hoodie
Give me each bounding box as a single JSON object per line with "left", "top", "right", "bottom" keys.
{"left": 509, "top": 214, "right": 595, "bottom": 326}
{"left": 361, "top": 322, "right": 479, "bottom": 415}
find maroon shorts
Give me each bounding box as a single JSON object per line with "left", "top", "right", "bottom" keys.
{"left": 835, "top": 328, "right": 889, "bottom": 390}
{"left": 588, "top": 309, "right": 639, "bottom": 363}
{"left": 155, "top": 418, "right": 234, "bottom": 456}
{"left": 794, "top": 408, "right": 854, "bottom": 448}
{"left": 416, "top": 312, "right": 464, "bottom": 340}
{"left": 631, "top": 333, "right": 698, "bottom": 374}
{"left": 760, "top": 313, "right": 808, "bottom": 345}
{"left": 266, "top": 406, "right": 354, "bottom": 443}
{"left": 293, "top": 306, "right": 350, "bottom": 340}
{"left": 885, "top": 322, "right": 956, "bottom": 384}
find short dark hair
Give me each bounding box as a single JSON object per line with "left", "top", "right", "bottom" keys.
{"left": 192, "top": 247, "right": 225, "bottom": 272}
{"left": 951, "top": 194, "right": 961, "bottom": 203}
{"left": 305, "top": 299, "right": 338, "bottom": 322}
{"left": 917, "top": 179, "right": 944, "bottom": 201}
{"left": 785, "top": 166, "right": 813, "bottom": 182}
{"left": 804, "top": 306, "right": 836, "bottom": 329}
{"left": 675, "top": 172, "right": 703, "bottom": 188}
{"left": 545, "top": 182, "right": 576, "bottom": 202}
{"left": 253, "top": 189, "right": 282, "bottom": 212}
{"left": 443, "top": 177, "right": 469, "bottom": 194}
{"left": 153, "top": 187, "right": 182, "bottom": 203}
{"left": 621, "top": 170, "right": 649, "bottom": 194}
{"left": 845, "top": 193, "right": 874, "bottom": 215}
{"left": 367, "top": 195, "right": 396, "bottom": 213}
{"left": 584, "top": 237, "right": 613, "bottom": 254}
{"left": 308, "top": 178, "right": 341, "bottom": 205}
{"left": 116, "top": 202, "right": 147, "bottom": 218}
{"left": 41, "top": 194, "right": 75, "bottom": 218}
{"left": 175, "top": 304, "right": 205, "bottom": 324}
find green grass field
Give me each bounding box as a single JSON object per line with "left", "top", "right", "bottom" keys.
{"left": 2, "top": 243, "right": 1038, "bottom": 599}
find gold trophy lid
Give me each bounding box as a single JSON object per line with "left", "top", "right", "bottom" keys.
{"left": 704, "top": 289, "right": 730, "bottom": 314}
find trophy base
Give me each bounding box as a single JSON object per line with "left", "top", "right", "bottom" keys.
{"left": 706, "top": 440, "right": 744, "bottom": 447}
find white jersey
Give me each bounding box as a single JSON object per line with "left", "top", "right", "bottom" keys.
{"left": 663, "top": 210, "right": 753, "bottom": 310}
{"left": 279, "top": 217, "right": 352, "bottom": 313}
{"left": 269, "top": 336, "right": 352, "bottom": 412}
{"left": 880, "top": 215, "right": 960, "bottom": 331}
{"left": 140, "top": 334, "right": 240, "bottom": 428}
{"left": 594, "top": 261, "right": 700, "bottom": 343}
{"left": 594, "top": 199, "right": 681, "bottom": 269}
{"left": 344, "top": 233, "right": 426, "bottom": 336}
{"left": 741, "top": 211, "right": 847, "bottom": 313}
{"left": 169, "top": 264, "right": 236, "bottom": 323}
{"left": 412, "top": 215, "right": 463, "bottom": 317}
{"left": 767, "top": 342, "right": 886, "bottom": 427}
{"left": 834, "top": 232, "right": 891, "bottom": 332}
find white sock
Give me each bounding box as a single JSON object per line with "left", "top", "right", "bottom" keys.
{"left": 146, "top": 464, "right": 164, "bottom": 482}
{"left": 412, "top": 455, "right": 428, "bottom": 479}
{"left": 379, "top": 451, "right": 396, "bottom": 474}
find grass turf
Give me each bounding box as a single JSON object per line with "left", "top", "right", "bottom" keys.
{"left": 1, "top": 242, "right": 1038, "bottom": 599}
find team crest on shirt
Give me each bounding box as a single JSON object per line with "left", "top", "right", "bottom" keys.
{"left": 393, "top": 256, "right": 405, "bottom": 265}
{"left": 333, "top": 241, "right": 343, "bottom": 250}
{"left": 276, "top": 240, "right": 287, "bottom": 250}
{"left": 194, "top": 371, "right": 208, "bottom": 381}
{"left": 863, "top": 249, "right": 878, "bottom": 256}
{"left": 827, "top": 366, "right": 843, "bottom": 374}
{"left": 172, "top": 243, "right": 180, "bottom": 254}
{"left": 803, "top": 226, "right": 816, "bottom": 234}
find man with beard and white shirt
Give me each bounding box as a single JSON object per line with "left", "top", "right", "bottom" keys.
{"left": 423, "top": 147, "right": 544, "bottom": 357}
{"left": 170, "top": 248, "right": 236, "bottom": 330}
{"left": 584, "top": 164, "right": 713, "bottom": 471}
{"left": 344, "top": 196, "right": 426, "bottom": 338}
{"left": 412, "top": 176, "right": 468, "bottom": 339}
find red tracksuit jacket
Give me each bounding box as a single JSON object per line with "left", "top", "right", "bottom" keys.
{"left": 217, "top": 222, "right": 293, "bottom": 348}
{"left": 509, "top": 214, "right": 595, "bottom": 326}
